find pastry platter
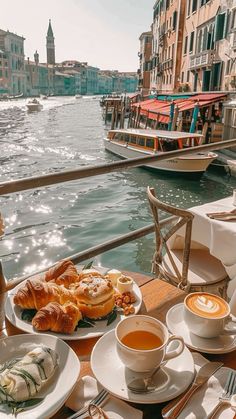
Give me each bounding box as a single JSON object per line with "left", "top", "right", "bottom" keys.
{"left": 5, "top": 262, "right": 143, "bottom": 340}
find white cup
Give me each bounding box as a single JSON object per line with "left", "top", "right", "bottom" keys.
{"left": 115, "top": 315, "right": 185, "bottom": 372}
{"left": 183, "top": 292, "right": 236, "bottom": 338}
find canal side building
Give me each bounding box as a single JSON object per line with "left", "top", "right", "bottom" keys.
{"left": 0, "top": 29, "right": 26, "bottom": 95}
{"left": 138, "top": 31, "right": 152, "bottom": 95}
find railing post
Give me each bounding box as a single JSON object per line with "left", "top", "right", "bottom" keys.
{"left": 0, "top": 260, "right": 6, "bottom": 331}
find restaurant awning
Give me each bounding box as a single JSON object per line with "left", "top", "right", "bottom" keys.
{"left": 132, "top": 93, "right": 227, "bottom": 124}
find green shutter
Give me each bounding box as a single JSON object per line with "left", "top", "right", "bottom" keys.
{"left": 214, "top": 13, "right": 226, "bottom": 42}
{"left": 223, "top": 11, "right": 230, "bottom": 38}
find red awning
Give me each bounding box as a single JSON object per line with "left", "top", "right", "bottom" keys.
{"left": 131, "top": 93, "right": 227, "bottom": 123}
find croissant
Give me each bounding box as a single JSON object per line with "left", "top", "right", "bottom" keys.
{"left": 44, "top": 260, "right": 79, "bottom": 287}
{"left": 13, "top": 279, "right": 76, "bottom": 310}
{"left": 32, "top": 302, "right": 82, "bottom": 334}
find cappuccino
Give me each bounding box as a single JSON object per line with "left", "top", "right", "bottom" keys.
{"left": 185, "top": 293, "right": 228, "bottom": 319}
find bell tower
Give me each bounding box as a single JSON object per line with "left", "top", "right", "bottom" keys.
{"left": 46, "top": 19, "right": 55, "bottom": 65}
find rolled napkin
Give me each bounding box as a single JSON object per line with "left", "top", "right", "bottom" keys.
{"left": 207, "top": 209, "right": 236, "bottom": 221}
{"left": 176, "top": 353, "right": 236, "bottom": 419}
{"left": 66, "top": 375, "right": 143, "bottom": 419}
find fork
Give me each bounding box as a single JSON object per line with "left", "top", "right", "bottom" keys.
{"left": 207, "top": 370, "right": 236, "bottom": 419}
{"left": 67, "top": 388, "right": 109, "bottom": 419}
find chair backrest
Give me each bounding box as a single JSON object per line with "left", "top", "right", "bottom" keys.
{"left": 147, "top": 186, "right": 194, "bottom": 289}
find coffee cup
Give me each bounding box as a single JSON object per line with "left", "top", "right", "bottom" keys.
{"left": 115, "top": 315, "right": 185, "bottom": 372}
{"left": 183, "top": 292, "right": 236, "bottom": 338}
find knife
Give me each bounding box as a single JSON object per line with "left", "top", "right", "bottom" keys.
{"left": 162, "top": 361, "right": 223, "bottom": 419}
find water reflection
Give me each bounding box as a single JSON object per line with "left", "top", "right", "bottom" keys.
{"left": 0, "top": 97, "right": 235, "bottom": 279}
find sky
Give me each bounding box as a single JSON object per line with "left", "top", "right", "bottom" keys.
{"left": 1, "top": 0, "right": 154, "bottom": 72}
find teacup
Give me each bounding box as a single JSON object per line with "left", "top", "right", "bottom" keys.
{"left": 115, "top": 315, "right": 185, "bottom": 372}
{"left": 184, "top": 292, "right": 236, "bottom": 338}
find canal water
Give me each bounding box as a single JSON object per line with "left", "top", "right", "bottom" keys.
{"left": 0, "top": 96, "right": 236, "bottom": 280}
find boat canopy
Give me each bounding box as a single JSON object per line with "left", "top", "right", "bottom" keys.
{"left": 132, "top": 93, "right": 227, "bottom": 124}
{"left": 109, "top": 128, "right": 203, "bottom": 140}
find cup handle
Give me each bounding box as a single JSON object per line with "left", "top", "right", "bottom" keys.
{"left": 222, "top": 316, "right": 236, "bottom": 335}
{"left": 162, "top": 335, "right": 185, "bottom": 362}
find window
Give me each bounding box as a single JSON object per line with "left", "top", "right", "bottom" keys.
{"left": 202, "top": 27, "right": 208, "bottom": 50}
{"left": 137, "top": 138, "right": 145, "bottom": 146}
{"left": 187, "top": 70, "right": 190, "bottom": 82}
{"left": 170, "top": 74, "right": 172, "bottom": 84}
{"left": 184, "top": 36, "right": 188, "bottom": 54}
{"left": 0, "top": 69, "right": 2, "bottom": 77}
{"left": 187, "top": 0, "right": 191, "bottom": 16}
{"left": 173, "top": 11, "right": 177, "bottom": 30}
{"left": 130, "top": 136, "right": 136, "bottom": 144}
{"left": 181, "top": 71, "right": 184, "bottom": 83}
{"left": 189, "top": 31, "right": 194, "bottom": 53}
{"left": 172, "top": 44, "right": 175, "bottom": 59}
{"left": 166, "top": 74, "right": 169, "bottom": 84}
{"left": 192, "top": 0, "right": 197, "bottom": 13}
{"left": 200, "top": 0, "right": 210, "bottom": 6}
{"left": 146, "top": 138, "right": 154, "bottom": 148}
{"left": 197, "top": 30, "right": 202, "bottom": 53}
{"left": 231, "top": 9, "right": 236, "bottom": 31}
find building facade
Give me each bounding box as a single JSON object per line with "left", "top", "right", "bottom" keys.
{"left": 140, "top": 0, "right": 236, "bottom": 94}
{"left": 138, "top": 31, "right": 152, "bottom": 95}
{"left": 0, "top": 29, "right": 26, "bottom": 95}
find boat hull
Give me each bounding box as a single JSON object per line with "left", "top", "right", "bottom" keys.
{"left": 27, "top": 104, "right": 43, "bottom": 112}
{"left": 104, "top": 139, "right": 217, "bottom": 175}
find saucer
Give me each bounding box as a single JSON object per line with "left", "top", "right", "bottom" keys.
{"left": 91, "top": 329, "right": 194, "bottom": 404}
{"left": 166, "top": 303, "right": 236, "bottom": 354}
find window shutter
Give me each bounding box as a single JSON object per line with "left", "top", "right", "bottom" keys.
{"left": 223, "top": 11, "right": 230, "bottom": 38}
{"left": 214, "top": 13, "right": 226, "bottom": 42}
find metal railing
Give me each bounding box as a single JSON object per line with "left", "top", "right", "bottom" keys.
{"left": 1, "top": 137, "right": 236, "bottom": 290}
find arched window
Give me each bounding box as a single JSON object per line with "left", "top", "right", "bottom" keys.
{"left": 197, "top": 30, "right": 202, "bottom": 53}
{"left": 207, "top": 24, "right": 213, "bottom": 50}
{"left": 202, "top": 27, "right": 208, "bottom": 51}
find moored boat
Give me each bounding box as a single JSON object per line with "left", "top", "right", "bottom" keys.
{"left": 26, "top": 99, "right": 43, "bottom": 112}
{"left": 104, "top": 128, "right": 217, "bottom": 176}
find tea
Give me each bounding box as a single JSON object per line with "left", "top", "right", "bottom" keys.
{"left": 186, "top": 293, "right": 228, "bottom": 319}
{"left": 121, "top": 330, "right": 162, "bottom": 350}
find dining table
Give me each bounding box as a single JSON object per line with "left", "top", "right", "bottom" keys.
{"left": 186, "top": 195, "right": 236, "bottom": 302}
{"left": 1, "top": 271, "right": 236, "bottom": 419}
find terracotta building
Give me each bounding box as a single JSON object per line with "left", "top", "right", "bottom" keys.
{"left": 138, "top": 31, "right": 152, "bottom": 96}
{"left": 150, "top": 0, "right": 186, "bottom": 93}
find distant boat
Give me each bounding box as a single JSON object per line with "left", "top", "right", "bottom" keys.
{"left": 26, "top": 99, "right": 43, "bottom": 112}
{"left": 7, "top": 93, "right": 24, "bottom": 100}
{"left": 75, "top": 94, "right": 82, "bottom": 99}
{"left": 104, "top": 128, "right": 217, "bottom": 177}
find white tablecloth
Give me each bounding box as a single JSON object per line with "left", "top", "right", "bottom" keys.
{"left": 189, "top": 196, "right": 236, "bottom": 301}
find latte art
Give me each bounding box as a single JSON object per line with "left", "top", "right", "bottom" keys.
{"left": 194, "top": 296, "right": 220, "bottom": 314}
{"left": 186, "top": 293, "right": 228, "bottom": 318}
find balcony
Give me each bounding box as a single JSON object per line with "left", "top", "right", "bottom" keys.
{"left": 189, "top": 51, "right": 213, "bottom": 70}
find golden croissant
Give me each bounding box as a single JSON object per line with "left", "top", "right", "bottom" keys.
{"left": 44, "top": 259, "right": 79, "bottom": 287}
{"left": 13, "top": 279, "right": 76, "bottom": 310}
{"left": 32, "top": 302, "right": 82, "bottom": 334}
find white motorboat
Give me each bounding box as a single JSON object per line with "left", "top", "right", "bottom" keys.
{"left": 75, "top": 94, "right": 82, "bottom": 99}
{"left": 104, "top": 128, "right": 217, "bottom": 176}
{"left": 26, "top": 99, "right": 43, "bottom": 112}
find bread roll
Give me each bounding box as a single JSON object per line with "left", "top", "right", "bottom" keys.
{"left": 79, "top": 269, "right": 103, "bottom": 281}
{"left": 74, "top": 275, "right": 115, "bottom": 319}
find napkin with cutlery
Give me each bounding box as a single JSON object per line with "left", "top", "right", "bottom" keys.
{"left": 172, "top": 353, "right": 235, "bottom": 419}
{"left": 206, "top": 209, "right": 236, "bottom": 221}
{"left": 66, "top": 375, "right": 143, "bottom": 419}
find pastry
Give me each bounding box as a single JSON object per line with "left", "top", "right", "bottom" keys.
{"left": 0, "top": 346, "right": 58, "bottom": 402}
{"left": 74, "top": 275, "right": 115, "bottom": 319}
{"left": 78, "top": 268, "right": 103, "bottom": 281}
{"left": 32, "top": 302, "right": 82, "bottom": 334}
{"left": 13, "top": 279, "right": 76, "bottom": 310}
{"left": 44, "top": 260, "right": 79, "bottom": 287}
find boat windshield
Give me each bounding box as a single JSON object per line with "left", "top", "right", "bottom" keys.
{"left": 160, "top": 138, "right": 179, "bottom": 152}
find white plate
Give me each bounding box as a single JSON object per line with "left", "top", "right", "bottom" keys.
{"left": 91, "top": 329, "right": 194, "bottom": 404}
{"left": 0, "top": 333, "right": 80, "bottom": 418}
{"left": 166, "top": 303, "right": 236, "bottom": 354}
{"left": 6, "top": 281, "right": 142, "bottom": 340}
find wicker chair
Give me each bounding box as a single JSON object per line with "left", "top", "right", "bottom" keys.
{"left": 147, "top": 186, "right": 229, "bottom": 299}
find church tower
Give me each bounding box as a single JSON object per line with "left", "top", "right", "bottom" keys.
{"left": 46, "top": 19, "right": 55, "bottom": 65}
